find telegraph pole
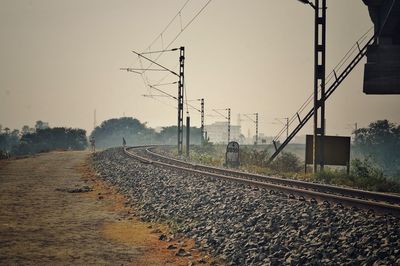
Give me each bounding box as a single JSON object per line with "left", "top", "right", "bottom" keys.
{"left": 178, "top": 46, "right": 185, "bottom": 158}
{"left": 313, "top": 0, "right": 326, "bottom": 172}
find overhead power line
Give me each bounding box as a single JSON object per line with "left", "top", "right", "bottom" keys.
{"left": 146, "top": 0, "right": 192, "bottom": 51}
{"left": 132, "top": 50, "right": 179, "bottom": 76}
{"left": 138, "top": 0, "right": 213, "bottom": 78}
{"left": 142, "top": 95, "right": 178, "bottom": 110}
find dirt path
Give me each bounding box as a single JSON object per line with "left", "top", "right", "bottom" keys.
{"left": 0, "top": 151, "right": 209, "bottom": 265}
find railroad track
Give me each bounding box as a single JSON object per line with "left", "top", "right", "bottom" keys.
{"left": 124, "top": 146, "right": 400, "bottom": 216}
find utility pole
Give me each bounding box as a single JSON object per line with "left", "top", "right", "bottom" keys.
{"left": 313, "top": 0, "right": 327, "bottom": 173}
{"left": 124, "top": 47, "right": 184, "bottom": 157}
{"left": 178, "top": 47, "right": 185, "bottom": 158}
{"left": 182, "top": 97, "right": 204, "bottom": 145}
{"left": 213, "top": 108, "right": 231, "bottom": 144}
{"left": 243, "top": 113, "right": 259, "bottom": 145}
{"left": 255, "top": 113, "right": 259, "bottom": 145}
{"left": 201, "top": 98, "right": 205, "bottom": 145}
{"left": 227, "top": 108, "right": 231, "bottom": 143}
{"left": 186, "top": 116, "right": 190, "bottom": 159}
{"left": 295, "top": 0, "right": 327, "bottom": 172}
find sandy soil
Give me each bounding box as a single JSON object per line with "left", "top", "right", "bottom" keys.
{"left": 0, "top": 151, "right": 212, "bottom": 265}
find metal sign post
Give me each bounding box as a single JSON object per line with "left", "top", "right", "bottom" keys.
{"left": 305, "top": 135, "right": 350, "bottom": 173}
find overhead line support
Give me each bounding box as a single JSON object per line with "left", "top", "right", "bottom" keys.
{"left": 201, "top": 98, "right": 205, "bottom": 145}
{"left": 228, "top": 108, "right": 231, "bottom": 143}
{"left": 313, "top": 0, "right": 327, "bottom": 172}
{"left": 131, "top": 50, "right": 178, "bottom": 76}
{"left": 255, "top": 113, "right": 259, "bottom": 145}
{"left": 177, "top": 46, "right": 185, "bottom": 158}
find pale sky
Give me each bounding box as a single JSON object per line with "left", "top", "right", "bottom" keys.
{"left": 0, "top": 0, "right": 399, "bottom": 140}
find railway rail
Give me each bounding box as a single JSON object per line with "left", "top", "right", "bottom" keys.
{"left": 123, "top": 146, "right": 400, "bottom": 216}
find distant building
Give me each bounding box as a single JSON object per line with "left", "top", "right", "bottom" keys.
{"left": 205, "top": 122, "right": 241, "bottom": 144}
{"left": 257, "top": 133, "right": 273, "bottom": 145}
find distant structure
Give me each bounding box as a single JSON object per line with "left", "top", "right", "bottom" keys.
{"left": 362, "top": 0, "right": 400, "bottom": 94}
{"left": 205, "top": 122, "right": 241, "bottom": 144}
{"left": 257, "top": 133, "right": 272, "bottom": 145}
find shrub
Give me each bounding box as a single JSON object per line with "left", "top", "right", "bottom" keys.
{"left": 269, "top": 152, "right": 303, "bottom": 173}
{"left": 240, "top": 147, "right": 270, "bottom": 167}
{"left": 350, "top": 158, "right": 400, "bottom": 192}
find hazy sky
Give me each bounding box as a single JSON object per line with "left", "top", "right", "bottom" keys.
{"left": 0, "top": 0, "right": 399, "bottom": 140}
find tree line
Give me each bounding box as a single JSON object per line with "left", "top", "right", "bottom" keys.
{"left": 0, "top": 117, "right": 202, "bottom": 157}
{"left": 1, "top": 118, "right": 398, "bottom": 180}
{"left": 89, "top": 117, "right": 202, "bottom": 148}
{"left": 0, "top": 121, "right": 87, "bottom": 158}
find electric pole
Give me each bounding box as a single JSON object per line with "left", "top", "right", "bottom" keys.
{"left": 212, "top": 108, "right": 231, "bottom": 144}
{"left": 201, "top": 98, "right": 205, "bottom": 145}
{"left": 186, "top": 116, "right": 190, "bottom": 159}
{"left": 243, "top": 113, "right": 259, "bottom": 145}
{"left": 256, "top": 113, "right": 259, "bottom": 145}
{"left": 227, "top": 108, "right": 231, "bottom": 143}
{"left": 123, "top": 47, "right": 184, "bottom": 157}
{"left": 177, "top": 47, "right": 185, "bottom": 158}
{"left": 313, "top": 0, "right": 327, "bottom": 172}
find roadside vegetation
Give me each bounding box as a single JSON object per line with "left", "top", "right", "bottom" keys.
{"left": 165, "top": 119, "right": 400, "bottom": 193}
{"left": 90, "top": 117, "right": 202, "bottom": 149}
{"left": 2, "top": 117, "right": 399, "bottom": 193}
{"left": 0, "top": 121, "right": 87, "bottom": 157}
{"left": 0, "top": 117, "right": 202, "bottom": 157}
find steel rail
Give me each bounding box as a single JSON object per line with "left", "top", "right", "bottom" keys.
{"left": 144, "top": 147, "right": 400, "bottom": 204}
{"left": 123, "top": 146, "right": 400, "bottom": 216}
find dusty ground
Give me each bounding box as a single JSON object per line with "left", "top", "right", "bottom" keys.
{"left": 0, "top": 151, "right": 212, "bottom": 265}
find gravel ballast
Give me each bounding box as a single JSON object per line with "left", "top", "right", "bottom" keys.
{"left": 91, "top": 148, "right": 400, "bottom": 265}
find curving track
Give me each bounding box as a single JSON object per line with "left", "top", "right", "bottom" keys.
{"left": 124, "top": 146, "right": 400, "bottom": 216}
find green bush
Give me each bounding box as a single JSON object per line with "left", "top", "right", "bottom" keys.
{"left": 240, "top": 147, "right": 270, "bottom": 167}
{"left": 351, "top": 158, "right": 400, "bottom": 192}
{"left": 313, "top": 158, "right": 400, "bottom": 193}
{"left": 269, "top": 152, "right": 303, "bottom": 173}
{"left": 314, "top": 168, "right": 353, "bottom": 186}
